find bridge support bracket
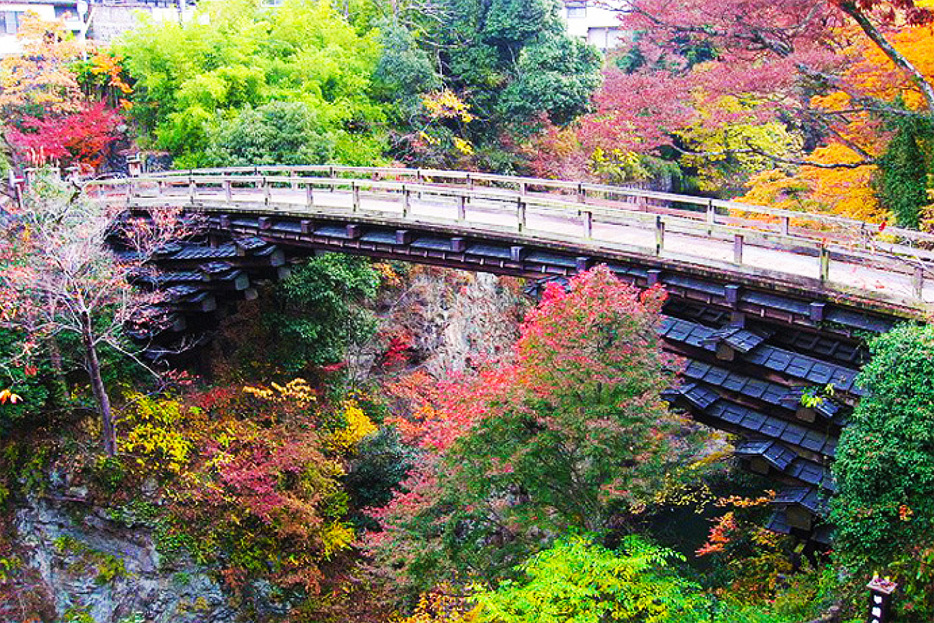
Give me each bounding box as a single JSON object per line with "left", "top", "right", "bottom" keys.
{"left": 396, "top": 230, "right": 414, "bottom": 245}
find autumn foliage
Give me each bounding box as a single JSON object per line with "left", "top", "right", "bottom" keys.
{"left": 1, "top": 15, "right": 126, "bottom": 169}
{"left": 119, "top": 379, "right": 378, "bottom": 598}
{"left": 369, "top": 266, "right": 703, "bottom": 592}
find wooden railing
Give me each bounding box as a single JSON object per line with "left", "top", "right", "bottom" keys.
{"left": 83, "top": 166, "right": 934, "bottom": 311}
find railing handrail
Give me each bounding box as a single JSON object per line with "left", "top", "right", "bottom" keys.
{"left": 81, "top": 167, "right": 934, "bottom": 312}
{"left": 90, "top": 165, "right": 934, "bottom": 245}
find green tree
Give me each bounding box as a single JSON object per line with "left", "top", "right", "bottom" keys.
{"left": 371, "top": 267, "right": 705, "bottom": 588}
{"left": 118, "top": 0, "right": 387, "bottom": 167}
{"left": 474, "top": 535, "right": 704, "bottom": 623}
{"left": 269, "top": 254, "right": 379, "bottom": 372}
{"left": 498, "top": 35, "right": 601, "bottom": 127}
{"left": 384, "top": 0, "right": 602, "bottom": 170}
{"left": 205, "top": 101, "right": 335, "bottom": 166}
{"left": 876, "top": 115, "right": 932, "bottom": 229}
{"left": 831, "top": 323, "right": 934, "bottom": 618}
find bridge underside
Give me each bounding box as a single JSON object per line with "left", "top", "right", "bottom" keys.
{"left": 130, "top": 209, "right": 903, "bottom": 545}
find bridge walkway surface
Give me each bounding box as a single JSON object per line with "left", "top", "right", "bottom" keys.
{"left": 86, "top": 165, "right": 934, "bottom": 317}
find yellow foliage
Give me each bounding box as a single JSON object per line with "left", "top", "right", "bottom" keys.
{"left": 319, "top": 520, "right": 355, "bottom": 559}
{"left": 0, "top": 14, "right": 88, "bottom": 115}
{"left": 328, "top": 399, "right": 377, "bottom": 451}
{"left": 372, "top": 262, "right": 403, "bottom": 287}
{"left": 423, "top": 90, "right": 474, "bottom": 123}
{"left": 800, "top": 145, "right": 884, "bottom": 222}
{"left": 740, "top": 147, "right": 886, "bottom": 223}
{"left": 243, "top": 378, "right": 316, "bottom": 409}
{"left": 591, "top": 147, "right": 654, "bottom": 183}
{"left": 120, "top": 394, "right": 201, "bottom": 473}
{"left": 0, "top": 389, "right": 21, "bottom": 405}
{"left": 452, "top": 136, "right": 474, "bottom": 156}
{"left": 394, "top": 590, "right": 478, "bottom": 623}
{"left": 677, "top": 95, "right": 803, "bottom": 192}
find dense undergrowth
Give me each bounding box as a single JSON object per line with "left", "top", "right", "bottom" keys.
{"left": 2, "top": 259, "right": 931, "bottom": 621}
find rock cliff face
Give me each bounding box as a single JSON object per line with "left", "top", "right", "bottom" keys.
{"left": 13, "top": 496, "right": 234, "bottom": 623}
{"left": 372, "top": 267, "right": 526, "bottom": 376}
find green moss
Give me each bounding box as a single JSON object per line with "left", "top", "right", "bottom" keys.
{"left": 54, "top": 535, "right": 128, "bottom": 585}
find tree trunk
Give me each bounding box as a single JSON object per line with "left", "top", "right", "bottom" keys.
{"left": 81, "top": 314, "right": 116, "bottom": 456}
{"left": 840, "top": 2, "right": 934, "bottom": 114}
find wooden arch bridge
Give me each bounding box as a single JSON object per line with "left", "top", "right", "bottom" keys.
{"left": 86, "top": 165, "right": 934, "bottom": 545}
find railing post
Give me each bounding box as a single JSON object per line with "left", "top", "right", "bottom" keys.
{"left": 289, "top": 169, "right": 297, "bottom": 190}
{"left": 519, "top": 181, "right": 527, "bottom": 195}
{"left": 913, "top": 266, "right": 924, "bottom": 300}
{"left": 224, "top": 179, "right": 232, "bottom": 203}
{"left": 517, "top": 199, "right": 526, "bottom": 232}
{"left": 582, "top": 210, "right": 592, "bottom": 239}
{"left": 466, "top": 173, "right": 473, "bottom": 191}
{"left": 781, "top": 215, "right": 790, "bottom": 236}
{"left": 655, "top": 215, "right": 665, "bottom": 255}
{"left": 306, "top": 182, "right": 314, "bottom": 208}
{"left": 867, "top": 576, "right": 896, "bottom": 623}
{"left": 706, "top": 199, "right": 715, "bottom": 226}
{"left": 157, "top": 180, "right": 164, "bottom": 197}
{"left": 328, "top": 166, "right": 335, "bottom": 192}
{"left": 402, "top": 186, "right": 410, "bottom": 218}
{"left": 458, "top": 195, "right": 467, "bottom": 221}
{"left": 577, "top": 183, "right": 586, "bottom": 203}
{"left": 819, "top": 243, "right": 830, "bottom": 282}
{"left": 264, "top": 177, "right": 271, "bottom": 204}
{"left": 733, "top": 234, "right": 744, "bottom": 264}
{"left": 352, "top": 181, "right": 360, "bottom": 212}
{"left": 188, "top": 177, "right": 196, "bottom": 203}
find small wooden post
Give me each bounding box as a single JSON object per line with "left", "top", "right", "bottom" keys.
{"left": 577, "top": 183, "right": 586, "bottom": 204}
{"left": 866, "top": 576, "right": 896, "bottom": 623}
{"left": 733, "top": 234, "right": 744, "bottom": 264}
{"left": 655, "top": 215, "right": 665, "bottom": 255}
{"left": 519, "top": 181, "right": 527, "bottom": 195}
{"left": 582, "top": 210, "right": 593, "bottom": 239}
{"left": 188, "top": 177, "right": 196, "bottom": 202}
{"left": 458, "top": 195, "right": 467, "bottom": 221}
{"left": 517, "top": 199, "right": 526, "bottom": 232}
{"left": 706, "top": 199, "right": 715, "bottom": 225}
{"left": 306, "top": 183, "right": 314, "bottom": 208}
{"left": 264, "top": 178, "right": 271, "bottom": 204}
{"left": 127, "top": 154, "right": 142, "bottom": 177}
{"left": 466, "top": 173, "right": 473, "bottom": 190}
{"left": 289, "top": 169, "right": 298, "bottom": 190}
{"left": 157, "top": 180, "right": 164, "bottom": 197}
{"left": 913, "top": 266, "right": 924, "bottom": 300}
{"left": 819, "top": 243, "right": 830, "bottom": 282}
{"left": 780, "top": 215, "right": 790, "bottom": 236}
{"left": 402, "top": 187, "right": 410, "bottom": 218}
{"left": 224, "top": 179, "right": 232, "bottom": 203}
{"left": 352, "top": 181, "right": 360, "bottom": 212}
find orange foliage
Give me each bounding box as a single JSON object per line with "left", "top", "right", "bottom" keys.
{"left": 742, "top": 18, "right": 934, "bottom": 222}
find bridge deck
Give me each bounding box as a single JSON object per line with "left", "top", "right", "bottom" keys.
{"left": 86, "top": 167, "right": 934, "bottom": 316}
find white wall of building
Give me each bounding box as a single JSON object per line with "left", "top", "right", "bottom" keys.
{"left": 560, "top": 0, "right": 626, "bottom": 51}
